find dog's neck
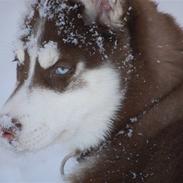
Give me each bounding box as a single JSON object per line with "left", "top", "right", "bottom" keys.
{"left": 115, "top": 0, "right": 183, "bottom": 131}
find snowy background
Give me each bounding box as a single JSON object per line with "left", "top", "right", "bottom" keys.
{"left": 0, "top": 0, "right": 182, "bottom": 182}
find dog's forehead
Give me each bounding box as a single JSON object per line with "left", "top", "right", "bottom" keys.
{"left": 46, "top": 2, "right": 116, "bottom": 48}
{"left": 15, "top": 0, "right": 121, "bottom": 70}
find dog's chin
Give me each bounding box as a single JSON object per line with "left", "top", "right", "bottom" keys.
{"left": 17, "top": 133, "right": 65, "bottom": 152}
{"left": 0, "top": 130, "right": 65, "bottom": 152}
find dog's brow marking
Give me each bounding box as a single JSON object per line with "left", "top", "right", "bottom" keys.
{"left": 15, "top": 41, "right": 25, "bottom": 64}
{"left": 26, "top": 19, "right": 46, "bottom": 87}
{"left": 38, "top": 41, "right": 60, "bottom": 69}
{"left": 26, "top": 50, "right": 37, "bottom": 87}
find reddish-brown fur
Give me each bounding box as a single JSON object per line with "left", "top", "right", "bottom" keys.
{"left": 69, "top": 0, "right": 183, "bottom": 182}
{"left": 11, "top": 0, "right": 183, "bottom": 182}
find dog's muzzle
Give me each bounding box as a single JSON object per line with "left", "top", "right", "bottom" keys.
{"left": 0, "top": 115, "right": 22, "bottom": 142}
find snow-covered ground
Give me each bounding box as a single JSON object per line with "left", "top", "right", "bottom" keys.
{"left": 0, "top": 0, "right": 182, "bottom": 182}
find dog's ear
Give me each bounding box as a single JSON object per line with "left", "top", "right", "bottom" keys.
{"left": 79, "top": 0, "right": 124, "bottom": 28}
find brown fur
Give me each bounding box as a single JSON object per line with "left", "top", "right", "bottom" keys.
{"left": 12, "top": 0, "right": 183, "bottom": 182}
{"left": 69, "top": 0, "right": 183, "bottom": 182}
{"left": 16, "top": 0, "right": 129, "bottom": 93}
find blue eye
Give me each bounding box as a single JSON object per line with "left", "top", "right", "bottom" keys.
{"left": 55, "top": 66, "right": 70, "bottom": 75}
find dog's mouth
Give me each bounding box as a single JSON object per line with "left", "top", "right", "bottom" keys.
{"left": 2, "top": 129, "right": 16, "bottom": 141}
{"left": 0, "top": 126, "right": 21, "bottom": 144}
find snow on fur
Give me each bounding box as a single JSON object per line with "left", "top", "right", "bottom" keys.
{"left": 0, "top": 1, "right": 182, "bottom": 183}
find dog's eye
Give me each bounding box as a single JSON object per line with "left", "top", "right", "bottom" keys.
{"left": 55, "top": 66, "right": 70, "bottom": 75}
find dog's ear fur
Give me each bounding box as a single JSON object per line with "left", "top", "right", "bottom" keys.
{"left": 79, "top": 0, "right": 124, "bottom": 28}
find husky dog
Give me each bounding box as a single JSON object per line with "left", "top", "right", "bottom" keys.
{"left": 0, "top": 0, "right": 183, "bottom": 182}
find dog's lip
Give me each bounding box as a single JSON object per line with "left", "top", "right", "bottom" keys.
{"left": 2, "top": 130, "right": 15, "bottom": 141}
{"left": 0, "top": 125, "right": 19, "bottom": 142}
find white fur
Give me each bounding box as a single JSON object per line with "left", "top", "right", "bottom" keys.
{"left": 20, "top": 19, "right": 46, "bottom": 86}
{"left": 25, "top": 46, "right": 37, "bottom": 87}
{"left": 0, "top": 64, "right": 124, "bottom": 152}
{"left": 80, "top": 0, "right": 123, "bottom": 27}
{"left": 38, "top": 41, "right": 60, "bottom": 69}
{"left": 15, "top": 41, "right": 25, "bottom": 64}
{"left": 0, "top": 3, "right": 124, "bottom": 153}
{"left": 74, "top": 62, "right": 85, "bottom": 77}
{"left": 106, "top": 0, "right": 123, "bottom": 27}
{"left": 79, "top": 0, "right": 97, "bottom": 21}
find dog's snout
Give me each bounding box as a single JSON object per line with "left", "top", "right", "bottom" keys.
{"left": 0, "top": 115, "right": 22, "bottom": 141}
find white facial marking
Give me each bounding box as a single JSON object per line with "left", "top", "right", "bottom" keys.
{"left": 16, "top": 49, "right": 25, "bottom": 64}
{"left": 23, "top": 19, "right": 46, "bottom": 86}
{"left": 26, "top": 48, "right": 37, "bottom": 86}
{"left": 74, "top": 62, "right": 85, "bottom": 76}
{"left": 0, "top": 5, "right": 125, "bottom": 152}
{"left": 38, "top": 41, "right": 60, "bottom": 69}
{"left": 67, "top": 62, "right": 86, "bottom": 90}
{"left": 15, "top": 41, "right": 25, "bottom": 64}
{"left": 0, "top": 64, "right": 124, "bottom": 152}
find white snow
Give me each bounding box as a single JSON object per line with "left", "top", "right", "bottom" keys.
{"left": 0, "top": 0, "right": 182, "bottom": 182}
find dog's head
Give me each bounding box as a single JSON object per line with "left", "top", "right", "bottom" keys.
{"left": 0, "top": 0, "right": 131, "bottom": 151}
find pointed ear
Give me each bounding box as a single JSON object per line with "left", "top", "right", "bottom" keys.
{"left": 79, "top": 0, "right": 124, "bottom": 28}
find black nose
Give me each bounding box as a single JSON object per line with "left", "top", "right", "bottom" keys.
{"left": 12, "top": 118, "right": 22, "bottom": 130}
{"left": 0, "top": 115, "right": 22, "bottom": 141}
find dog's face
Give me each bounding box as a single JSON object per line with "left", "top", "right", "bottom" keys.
{"left": 0, "top": 0, "right": 127, "bottom": 151}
